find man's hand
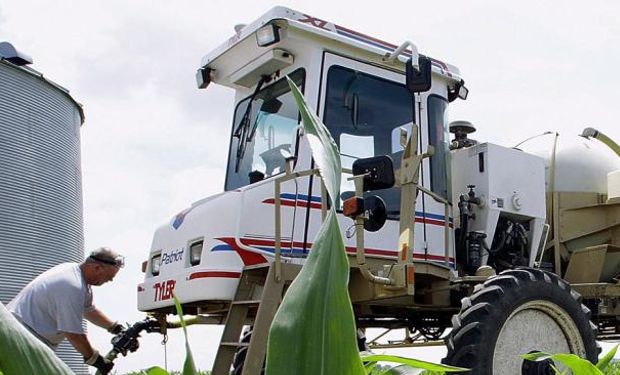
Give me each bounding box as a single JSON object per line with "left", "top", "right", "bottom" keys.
{"left": 107, "top": 321, "right": 125, "bottom": 335}
{"left": 85, "top": 351, "right": 114, "bottom": 375}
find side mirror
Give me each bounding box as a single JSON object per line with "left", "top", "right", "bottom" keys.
{"left": 406, "top": 55, "right": 432, "bottom": 93}
{"left": 260, "top": 98, "right": 283, "bottom": 114}
{"left": 352, "top": 155, "right": 395, "bottom": 191}
{"left": 248, "top": 170, "right": 265, "bottom": 184}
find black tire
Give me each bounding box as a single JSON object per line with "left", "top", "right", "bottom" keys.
{"left": 232, "top": 327, "right": 264, "bottom": 375}
{"left": 232, "top": 326, "right": 369, "bottom": 374}
{"left": 443, "top": 268, "right": 599, "bottom": 375}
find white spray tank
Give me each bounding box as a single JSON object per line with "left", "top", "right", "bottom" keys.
{"left": 522, "top": 133, "right": 620, "bottom": 195}
{"left": 521, "top": 132, "right": 620, "bottom": 281}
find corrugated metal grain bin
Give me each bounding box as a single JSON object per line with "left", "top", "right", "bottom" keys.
{"left": 0, "top": 42, "right": 88, "bottom": 375}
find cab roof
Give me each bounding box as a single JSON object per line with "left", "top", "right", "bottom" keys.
{"left": 199, "top": 6, "right": 462, "bottom": 84}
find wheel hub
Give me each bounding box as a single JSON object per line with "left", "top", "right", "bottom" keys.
{"left": 493, "top": 300, "right": 586, "bottom": 374}
{"left": 521, "top": 351, "right": 554, "bottom": 375}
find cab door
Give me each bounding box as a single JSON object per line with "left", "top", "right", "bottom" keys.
{"left": 292, "top": 52, "right": 429, "bottom": 259}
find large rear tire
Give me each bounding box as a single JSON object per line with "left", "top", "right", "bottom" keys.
{"left": 443, "top": 268, "right": 599, "bottom": 374}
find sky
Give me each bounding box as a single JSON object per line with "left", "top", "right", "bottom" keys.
{"left": 2, "top": 0, "right": 620, "bottom": 373}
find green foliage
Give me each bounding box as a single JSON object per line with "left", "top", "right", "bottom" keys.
{"left": 597, "top": 344, "right": 619, "bottom": 373}
{"left": 523, "top": 345, "right": 620, "bottom": 375}
{"left": 172, "top": 294, "right": 198, "bottom": 375}
{"left": 145, "top": 367, "right": 173, "bottom": 375}
{"left": 0, "top": 302, "right": 74, "bottom": 374}
{"left": 603, "top": 361, "right": 620, "bottom": 375}
{"left": 361, "top": 354, "right": 468, "bottom": 374}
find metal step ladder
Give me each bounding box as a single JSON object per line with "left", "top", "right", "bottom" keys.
{"left": 212, "top": 262, "right": 301, "bottom": 375}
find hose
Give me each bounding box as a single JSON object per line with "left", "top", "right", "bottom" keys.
{"left": 580, "top": 127, "right": 620, "bottom": 158}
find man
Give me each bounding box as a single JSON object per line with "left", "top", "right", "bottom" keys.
{"left": 8, "top": 247, "right": 125, "bottom": 375}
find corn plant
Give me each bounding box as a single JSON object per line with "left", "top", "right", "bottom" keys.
{"left": 0, "top": 302, "right": 74, "bottom": 374}
{"left": 264, "top": 77, "right": 467, "bottom": 375}
{"left": 522, "top": 344, "right": 619, "bottom": 375}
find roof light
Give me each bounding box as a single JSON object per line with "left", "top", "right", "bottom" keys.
{"left": 458, "top": 84, "right": 469, "bottom": 100}
{"left": 196, "top": 67, "right": 213, "bottom": 89}
{"left": 256, "top": 24, "right": 281, "bottom": 47}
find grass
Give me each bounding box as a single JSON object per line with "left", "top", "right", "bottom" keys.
{"left": 605, "top": 361, "right": 620, "bottom": 375}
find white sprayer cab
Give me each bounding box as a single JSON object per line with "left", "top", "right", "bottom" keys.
{"left": 139, "top": 6, "right": 475, "bottom": 312}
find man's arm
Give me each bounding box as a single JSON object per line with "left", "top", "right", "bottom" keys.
{"left": 64, "top": 332, "right": 95, "bottom": 359}
{"left": 84, "top": 308, "right": 116, "bottom": 330}
{"left": 66, "top": 332, "right": 114, "bottom": 374}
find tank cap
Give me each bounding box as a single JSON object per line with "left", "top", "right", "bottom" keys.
{"left": 0, "top": 42, "right": 33, "bottom": 66}
{"left": 449, "top": 120, "right": 476, "bottom": 134}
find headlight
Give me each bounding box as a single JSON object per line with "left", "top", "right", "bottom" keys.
{"left": 190, "top": 241, "right": 203, "bottom": 266}
{"left": 151, "top": 254, "right": 161, "bottom": 276}
{"left": 256, "top": 24, "right": 281, "bottom": 47}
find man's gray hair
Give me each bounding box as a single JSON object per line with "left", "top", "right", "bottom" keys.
{"left": 85, "top": 247, "right": 125, "bottom": 268}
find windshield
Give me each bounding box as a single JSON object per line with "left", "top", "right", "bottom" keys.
{"left": 323, "top": 65, "right": 414, "bottom": 218}
{"left": 225, "top": 70, "right": 305, "bottom": 190}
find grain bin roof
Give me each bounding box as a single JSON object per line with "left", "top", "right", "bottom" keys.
{"left": 0, "top": 58, "right": 85, "bottom": 124}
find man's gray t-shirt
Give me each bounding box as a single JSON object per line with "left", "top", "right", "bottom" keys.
{"left": 8, "top": 263, "right": 94, "bottom": 347}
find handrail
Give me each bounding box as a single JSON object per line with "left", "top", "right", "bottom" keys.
{"left": 273, "top": 165, "right": 320, "bottom": 282}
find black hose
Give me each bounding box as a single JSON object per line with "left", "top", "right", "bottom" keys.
{"left": 457, "top": 195, "right": 469, "bottom": 248}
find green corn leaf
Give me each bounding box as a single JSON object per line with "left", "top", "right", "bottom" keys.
{"left": 0, "top": 302, "right": 74, "bottom": 374}
{"left": 522, "top": 352, "right": 603, "bottom": 375}
{"left": 596, "top": 344, "right": 619, "bottom": 371}
{"left": 266, "top": 210, "right": 364, "bottom": 375}
{"left": 361, "top": 354, "right": 468, "bottom": 373}
{"left": 285, "top": 76, "right": 341, "bottom": 199}
{"left": 145, "top": 366, "right": 171, "bottom": 375}
{"left": 264, "top": 78, "right": 364, "bottom": 375}
{"left": 365, "top": 362, "right": 379, "bottom": 374}
{"left": 551, "top": 354, "right": 603, "bottom": 375}
{"left": 172, "top": 294, "right": 197, "bottom": 375}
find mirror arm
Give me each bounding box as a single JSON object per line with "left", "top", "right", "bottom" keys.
{"left": 383, "top": 40, "right": 419, "bottom": 68}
